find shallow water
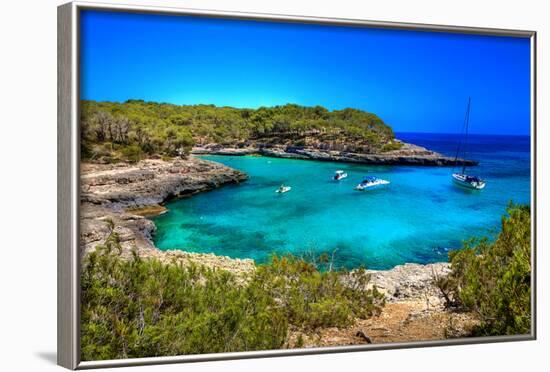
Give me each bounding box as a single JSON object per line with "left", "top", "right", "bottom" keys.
{"left": 152, "top": 133, "right": 531, "bottom": 270}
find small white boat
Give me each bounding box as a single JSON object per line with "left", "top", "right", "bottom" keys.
{"left": 333, "top": 170, "right": 348, "bottom": 181}
{"left": 275, "top": 185, "right": 292, "bottom": 194}
{"left": 452, "top": 173, "right": 486, "bottom": 190}
{"left": 355, "top": 176, "right": 390, "bottom": 191}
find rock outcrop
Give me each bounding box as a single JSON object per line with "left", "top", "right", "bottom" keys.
{"left": 192, "top": 142, "right": 478, "bottom": 167}
{"left": 366, "top": 262, "right": 450, "bottom": 301}
{"left": 80, "top": 157, "right": 253, "bottom": 275}
{"left": 81, "top": 157, "right": 247, "bottom": 209}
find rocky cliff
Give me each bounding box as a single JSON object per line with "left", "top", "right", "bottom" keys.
{"left": 81, "top": 158, "right": 247, "bottom": 209}
{"left": 192, "top": 141, "right": 478, "bottom": 166}
{"left": 80, "top": 157, "right": 253, "bottom": 275}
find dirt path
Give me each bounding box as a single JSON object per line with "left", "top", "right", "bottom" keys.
{"left": 288, "top": 301, "right": 478, "bottom": 348}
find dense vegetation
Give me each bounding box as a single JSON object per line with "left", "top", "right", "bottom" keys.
{"left": 80, "top": 100, "right": 399, "bottom": 163}
{"left": 436, "top": 204, "right": 531, "bottom": 336}
{"left": 81, "top": 222, "right": 385, "bottom": 360}
{"left": 81, "top": 204, "right": 533, "bottom": 360}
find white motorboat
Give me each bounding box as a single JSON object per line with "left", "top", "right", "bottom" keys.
{"left": 333, "top": 170, "right": 348, "bottom": 181}
{"left": 355, "top": 176, "right": 390, "bottom": 191}
{"left": 275, "top": 185, "right": 292, "bottom": 193}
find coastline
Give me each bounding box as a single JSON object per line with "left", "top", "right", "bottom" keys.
{"left": 191, "top": 141, "right": 478, "bottom": 166}
{"left": 80, "top": 157, "right": 254, "bottom": 275}
{"left": 80, "top": 155, "right": 454, "bottom": 275}
{"left": 80, "top": 156, "right": 479, "bottom": 344}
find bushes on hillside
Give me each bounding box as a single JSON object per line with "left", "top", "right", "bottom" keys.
{"left": 81, "top": 225, "right": 385, "bottom": 360}
{"left": 254, "top": 255, "right": 384, "bottom": 330}
{"left": 436, "top": 204, "right": 531, "bottom": 336}
{"left": 81, "top": 241, "right": 286, "bottom": 360}
{"left": 80, "top": 100, "right": 395, "bottom": 162}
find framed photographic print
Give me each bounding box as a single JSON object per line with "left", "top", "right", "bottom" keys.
{"left": 57, "top": 1, "right": 536, "bottom": 369}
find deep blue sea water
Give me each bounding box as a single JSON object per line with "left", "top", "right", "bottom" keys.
{"left": 152, "top": 133, "right": 531, "bottom": 270}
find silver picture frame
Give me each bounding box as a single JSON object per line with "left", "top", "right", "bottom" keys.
{"left": 58, "top": 1, "right": 537, "bottom": 369}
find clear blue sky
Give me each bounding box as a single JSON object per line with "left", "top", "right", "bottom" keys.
{"left": 80, "top": 10, "right": 531, "bottom": 135}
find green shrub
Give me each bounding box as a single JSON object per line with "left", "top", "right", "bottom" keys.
{"left": 381, "top": 141, "right": 403, "bottom": 152}
{"left": 81, "top": 227, "right": 385, "bottom": 360}
{"left": 436, "top": 203, "right": 531, "bottom": 336}
{"left": 254, "top": 255, "right": 384, "bottom": 329}
{"left": 81, "top": 247, "right": 287, "bottom": 360}
{"left": 120, "top": 144, "right": 143, "bottom": 163}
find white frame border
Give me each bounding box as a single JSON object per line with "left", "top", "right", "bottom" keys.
{"left": 57, "top": 1, "right": 537, "bottom": 369}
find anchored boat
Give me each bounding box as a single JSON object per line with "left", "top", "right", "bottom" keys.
{"left": 452, "top": 97, "right": 486, "bottom": 190}
{"left": 355, "top": 176, "right": 390, "bottom": 191}
{"left": 275, "top": 184, "right": 292, "bottom": 194}
{"left": 333, "top": 170, "right": 348, "bottom": 181}
{"left": 452, "top": 173, "right": 485, "bottom": 190}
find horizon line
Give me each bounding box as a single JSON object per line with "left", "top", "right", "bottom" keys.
{"left": 395, "top": 131, "right": 530, "bottom": 137}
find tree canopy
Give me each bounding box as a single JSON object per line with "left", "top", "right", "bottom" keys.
{"left": 81, "top": 100, "right": 397, "bottom": 163}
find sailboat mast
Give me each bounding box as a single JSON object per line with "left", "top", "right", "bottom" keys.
{"left": 461, "top": 97, "right": 471, "bottom": 174}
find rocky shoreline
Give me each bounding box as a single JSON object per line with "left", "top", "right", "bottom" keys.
{"left": 192, "top": 141, "right": 478, "bottom": 167}
{"left": 80, "top": 156, "right": 455, "bottom": 284}
{"left": 81, "top": 157, "right": 247, "bottom": 209}
{"left": 80, "top": 156, "right": 477, "bottom": 344}
{"left": 80, "top": 157, "right": 254, "bottom": 275}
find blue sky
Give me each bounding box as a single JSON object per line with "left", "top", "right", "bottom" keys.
{"left": 80, "top": 10, "right": 531, "bottom": 135}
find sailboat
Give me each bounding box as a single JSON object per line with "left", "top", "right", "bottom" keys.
{"left": 452, "top": 97, "right": 486, "bottom": 190}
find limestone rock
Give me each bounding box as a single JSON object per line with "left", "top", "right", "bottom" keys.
{"left": 191, "top": 143, "right": 477, "bottom": 166}
{"left": 79, "top": 157, "right": 253, "bottom": 275}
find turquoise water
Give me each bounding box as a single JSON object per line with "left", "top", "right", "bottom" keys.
{"left": 152, "top": 133, "right": 531, "bottom": 270}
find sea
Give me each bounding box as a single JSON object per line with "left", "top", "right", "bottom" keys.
{"left": 152, "top": 133, "right": 531, "bottom": 270}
